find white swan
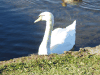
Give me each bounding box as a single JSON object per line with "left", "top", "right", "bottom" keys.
{"left": 34, "top": 12, "right": 76, "bottom": 55}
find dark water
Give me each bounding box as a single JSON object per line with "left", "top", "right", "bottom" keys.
{"left": 0, "top": 0, "right": 100, "bottom": 61}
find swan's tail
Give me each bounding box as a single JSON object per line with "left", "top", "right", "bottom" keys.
{"left": 66, "top": 20, "right": 76, "bottom": 30}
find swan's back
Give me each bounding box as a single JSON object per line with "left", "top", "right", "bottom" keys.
{"left": 66, "top": 20, "right": 76, "bottom": 31}
{"left": 50, "top": 20, "right": 76, "bottom": 54}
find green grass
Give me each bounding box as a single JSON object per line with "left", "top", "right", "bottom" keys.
{"left": 0, "top": 50, "right": 100, "bottom": 75}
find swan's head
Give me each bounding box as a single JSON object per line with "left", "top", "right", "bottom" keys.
{"left": 34, "top": 12, "right": 54, "bottom": 23}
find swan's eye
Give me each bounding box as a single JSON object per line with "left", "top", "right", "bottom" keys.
{"left": 38, "top": 15, "right": 45, "bottom": 18}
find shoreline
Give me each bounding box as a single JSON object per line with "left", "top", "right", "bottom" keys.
{"left": 0, "top": 45, "right": 100, "bottom": 75}
{"left": 0, "top": 44, "right": 100, "bottom": 63}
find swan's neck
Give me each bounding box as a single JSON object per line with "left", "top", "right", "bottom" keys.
{"left": 43, "top": 20, "right": 53, "bottom": 52}
{"left": 39, "top": 20, "right": 53, "bottom": 55}
{"left": 43, "top": 21, "right": 53, "bottom": 41}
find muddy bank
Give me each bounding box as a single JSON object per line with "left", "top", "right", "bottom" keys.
{"left": 79, "top": 45, "right": 100, "bottom": 55}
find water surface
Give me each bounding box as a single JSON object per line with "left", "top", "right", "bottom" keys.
{"left": 0, "top": 0, "right": 100, "bottom": 61}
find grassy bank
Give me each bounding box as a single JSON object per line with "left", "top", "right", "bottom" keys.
{"left": 0, "top": 48, "right": 100, "bottom": 75}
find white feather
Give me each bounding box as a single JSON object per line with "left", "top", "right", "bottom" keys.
{"left": 34, "top": 12, "right": 76, "bottom": 55}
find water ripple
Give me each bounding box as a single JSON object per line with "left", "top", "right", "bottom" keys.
{"left": 44, "top": 0, "right": 61, "bottom": 4}
{"left": 80, "top": 0, "right": 100, "bottom": 10}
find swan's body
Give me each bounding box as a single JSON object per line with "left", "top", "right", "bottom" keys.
{"left": 34, "top": 12, "right": 76, "bottom": 55}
